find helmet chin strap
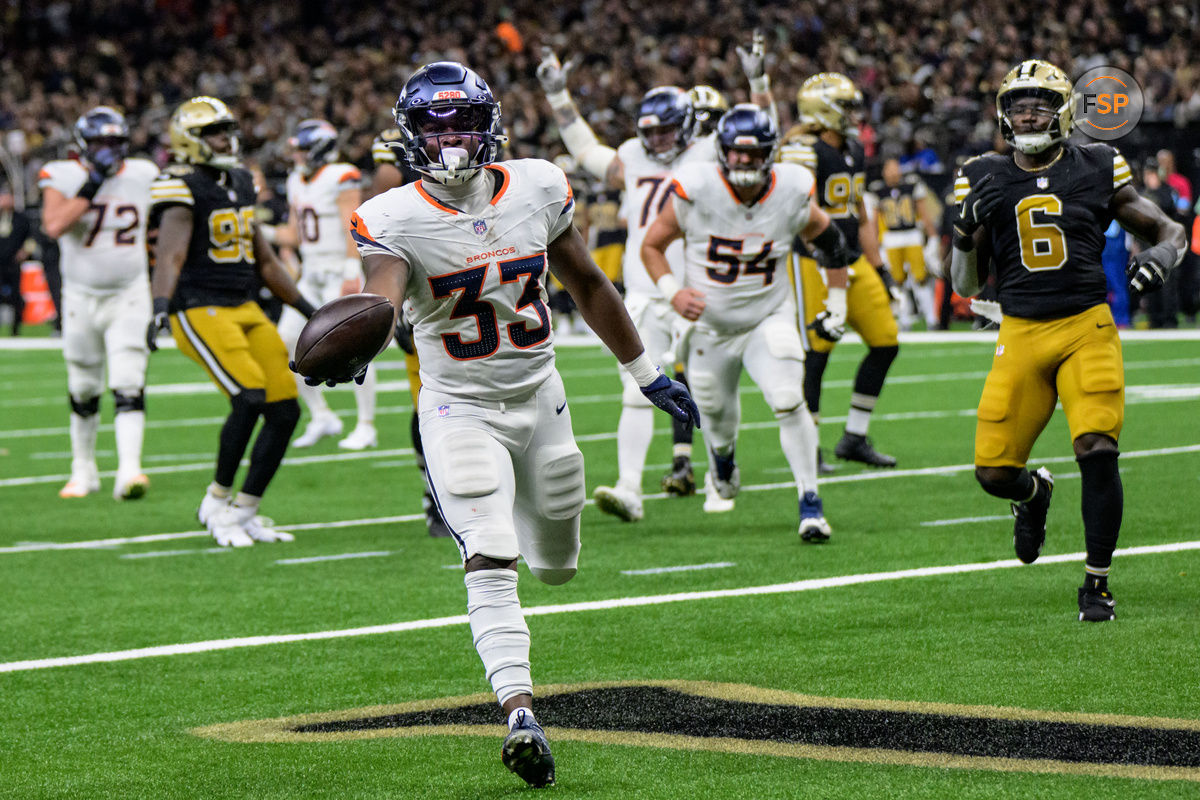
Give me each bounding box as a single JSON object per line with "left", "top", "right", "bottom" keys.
{"left": 432, "top": 146, "right": 478, "bottom": 185}
{"left": 1012, "top": 132, "right": 1057, "bottom": 154}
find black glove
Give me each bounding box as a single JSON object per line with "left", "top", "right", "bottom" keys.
{"left": 954, "top": 173, "right": 1003, "bottom": 238}
{"left": 876, "top": 265, "right": 903, "bottom": 312}
{"left": 289, "top": 360, "right": 368, "bottom": 388}
{"left": 1126, "top": 243, "right": 1176, "bottom": 296}
{"left": 640, "top": 372, "right": 701, "bottom": 429}
{"left": 146, "top": 298, "right": 170, "bottom": 352}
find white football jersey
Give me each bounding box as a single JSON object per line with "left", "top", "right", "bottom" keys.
{"left": 671, "top": 162, "right": 815, "bottom": 332}
{"left": 352, "top": 159, "right": 574, "bottom": 401}
{"left": 285, "top": 163, "right": 361, "bottom": 268}
{"left": 617, "top": 136, "right": 716, "bottom": 298}
{"left": 38, "top": 158, "right": 158, "bottom": 293}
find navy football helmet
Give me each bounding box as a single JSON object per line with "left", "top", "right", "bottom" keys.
{"left": 393, "top": 62, "right": 506, "bottom": 185}
{"left": 716, "top": 104, "right": 779, "bottom": 187}
{"left": 74, "top": 106, "right": 129, "bottom": 175}
{"left": 290, "top": 119, "right": 339, "bottom": 173}
{"left": 636, "top": 86, "right": 694, "bottom": 164}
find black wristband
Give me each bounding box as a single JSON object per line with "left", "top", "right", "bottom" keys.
{"left": 293, "top": 297, "right": 317, "bottom": 319}
{"left": 152, "top": 297, "right": 170, "bottom": 316}
{"left": 77, "top": 179, "right": 103, "bottom": 201}
{"left": 952, "top": 227, "right": 976, "bottom": 252}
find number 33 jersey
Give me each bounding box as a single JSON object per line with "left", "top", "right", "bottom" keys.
{"left": 670, "top": 162, "right": 816, "bottom": 332}
{"left": 955, "top": 143, "right": 1132, "bottom": 320}
{"left": 38, "top": 159, "right": 159, "bottom": 293}
{"left": 351, "top": 159, "right": 575, "bottom": 401}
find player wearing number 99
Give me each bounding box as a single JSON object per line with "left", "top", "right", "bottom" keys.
{"left": 148, "top": 96, "right": 317, "bottom": 548}
{"left": 643, "top": 105, "right": 854, "bottom": 542}
{"left": 950, "top": 60, "right": 1186, "bottom": 622}
{"left": 348, "top": 61, "right": 698, "bottom": 789}
{"left": 40, "top": 106, "right": 159, "bottom": 501}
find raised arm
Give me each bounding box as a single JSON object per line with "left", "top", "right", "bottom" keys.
{"left": 537, "top": 48, "right": 623, "bottom": 188}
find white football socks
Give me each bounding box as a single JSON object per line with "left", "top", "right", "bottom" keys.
{"left": 845, "top": 393, "right": 878, "bottom": 437}
{"left": 778, "top": 405, "right": 820, "bottom": 496}
{"left": 353, "top": 364, "right": 377, "bottom": 425}
{"left": 113, "top": 410, "right": 145, "bottom": 478}
{"left": 69, "top": 411, "right": 99, "bottom": 475}
{"left": 615, "top": 405, "right": 653, "bottom": 494}
{"left": 465, "top": 569, "right": 531, "bottom": 705}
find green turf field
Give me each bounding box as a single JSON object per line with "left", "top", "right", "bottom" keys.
{"left": 2, "top": 333, "right": 1199, "bottom": 799}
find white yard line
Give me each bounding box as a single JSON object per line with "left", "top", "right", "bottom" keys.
{"left": 921, "top": 515, "right": 1012, "bottom": 527}
{"left": 275, "top": 551, "right": 394, "bottom": 565}
{"left": 621, "top": 562, "right": 737, "bottom": 575}
{"left": 120, "top": 549, "right": 233, "bottom": 560}
{"left": 3, "top": 539, "right": 1198, "bottom": 674}
{"left": 4, "top": 444, "right": 1199, "bottom": 555}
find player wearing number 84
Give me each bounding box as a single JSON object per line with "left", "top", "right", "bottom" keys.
{"left": 950, "top": 59, "right": 1186, "bottom": 622}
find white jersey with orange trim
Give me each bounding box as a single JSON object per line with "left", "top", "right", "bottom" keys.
{"left": 351, "top": 159, "right": 574, "bottom": 401}
{"left": 285, "top": 163, "right": 361, "bottom": 270}
{"left": 671, "top": 162, "right": 815, "bottom": 333}
{"left": 37, "top": 158, "right": 158, "bottom": 294}
{"left": 617, "top": 136, "right": 716, "bottom": 298}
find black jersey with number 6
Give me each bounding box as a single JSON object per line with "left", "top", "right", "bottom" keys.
{"left": 149, "top": 163, "right": 261, "bottom": 311}
{"left": 955, "top": 143, "right": 1132, "bottom": 320}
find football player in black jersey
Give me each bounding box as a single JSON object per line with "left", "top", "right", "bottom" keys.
{"left": 780, "top": 73, "right": 901, "bottom": 470}
{"left": 950, "top": 60, "right": 1186, "bottom": 622}
{"left": 148, "top": 96, "right": 317, "bottom": 548}
{"left": 367, "top": 127, "right": 452, "bottom": 538}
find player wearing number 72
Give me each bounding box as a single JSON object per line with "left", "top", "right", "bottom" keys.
{"left": 642, "top": 104, "right": 855, "bottom": 541}
{"left": 40, "top": 106, "right": 160, "bottom": 502}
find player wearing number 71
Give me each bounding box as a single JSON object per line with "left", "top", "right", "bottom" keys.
{"left": 40, "top": 106, "right": 159, "bottom": 501}
{"left": 950, "top": 59, "right": 1186, "bottom": 622}
{"left": 346, "top": 61, "right": 699, "bottom": 788}
{"left": 642, "top": 104, "right": 855, "bottom": 542}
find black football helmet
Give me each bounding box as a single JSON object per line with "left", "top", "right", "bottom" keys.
{"left": 636, "top": 86, "right": 694, "bottom": 164}
{"left": 716, "top": 104, "right": 778, "bottom": 187}
{"left": 74, "top": 106, "right": 129, "bottom": 174}
{"left": 393, "top": 61, "right": 507, "bottom": 185}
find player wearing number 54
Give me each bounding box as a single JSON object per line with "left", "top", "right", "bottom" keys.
{"left": 147, "top": 96, "right": 318, "bottom": 548}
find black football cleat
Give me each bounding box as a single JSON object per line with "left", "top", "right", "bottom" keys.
{"left": 1012, "top": 467, "right": 1053, "bottom": 564}
{"left": 501, "top": 710, "right": 555, "bottom": 788}
{"left": 1078, "top": 585, "right": 1116, "bottom": 622}
{"left": 834, "top": 433, "right": 897, "bottom": 468}
{"left": 661, "top": 455, "right": 696, "bottom": 496}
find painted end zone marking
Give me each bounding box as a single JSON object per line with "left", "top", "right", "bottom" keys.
{"left": 622, "top": 562, "right": 736, "bottom": 575}
{"left": 3, "top": 540, "right": 1200, "bottom": 675}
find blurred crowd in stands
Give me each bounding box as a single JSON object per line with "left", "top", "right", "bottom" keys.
{"left": 0, "top": 0, "right": 1198, "bottom": 329}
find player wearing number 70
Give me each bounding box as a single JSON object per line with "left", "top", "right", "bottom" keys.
{"left": 643, "top": 105, "right": 855, "bottom": 542}
{"left": 950, "top": 60, "right": 1186, "bottom": 622}
{"left": 347, "top": 61, "right": 699, "bottom": 788}
{"left": 147, "top": 97, "right": 317, "bottom": 548}
{"left": 40, "top": 106, "right": 160, "bottom": 501}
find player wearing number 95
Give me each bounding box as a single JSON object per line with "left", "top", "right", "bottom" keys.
{"left": 346, "top": 62, "right": 698, "bottom": 789}
{"left": 643, "top": 105, "right": 853, "bottom": 542}
{"left": 148, "top": 97, "right": 317, "bottom": 548}
{"left": 950, "top": 60, "right": 1186, "bottom": 622}
{"left": 40, "top": 106, "right": 159, "bottom": 502}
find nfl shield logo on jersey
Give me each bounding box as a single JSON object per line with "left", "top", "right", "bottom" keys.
{"left": 473, "top": 219, "right": 488, "bottom": 236}
{"left": 1037, "top": 177, "right": 1049, "bottom": 189}
{"left": 438, "top": 404, "right": 450, "bottom": 417}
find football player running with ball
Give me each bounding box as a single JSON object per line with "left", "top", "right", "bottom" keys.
{"left": 343, "top": 62, "right": 698, "bottom": 788}
{"left": 40, "top": 107, "right": 159, "bottom": 501}
{"left": 643, "top": 105, "right": 854, "bottom": 540}
{"left": 149, "top": 97, "right": 317, "bottom": 547}
{"left": 950, "top": 60, "right": 1186, "bottom": 622}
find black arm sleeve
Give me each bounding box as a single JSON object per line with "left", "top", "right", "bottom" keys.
{"left": 809, "top": 223, "right": 852, "bottom": 270}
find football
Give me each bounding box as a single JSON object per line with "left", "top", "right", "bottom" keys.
{"left": 293, "top": 293, "right": 395, "bottom": 383}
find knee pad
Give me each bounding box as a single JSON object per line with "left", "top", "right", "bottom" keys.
{"left": 69, "top": 394, "right": 100, "bottom": 418}
{"left": 112, "top": 389, "right": 145, "bottom": 414}
{"left": 528, "top": 565, "right": 577, "bottom": 586}
{"left": 767, "top": 387, "right": 805, "bottom": 416}
{"left": 436, "top": 428, "right": 500, "bottom": 497}
{"left": 534, "top": 445, "right": 585, "bottom": 520}
{"left": 230, "top": 387, "right": 267, "bottom": 415}
{"left": 763, "top": 316, "right": 806, "bottom": 361}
